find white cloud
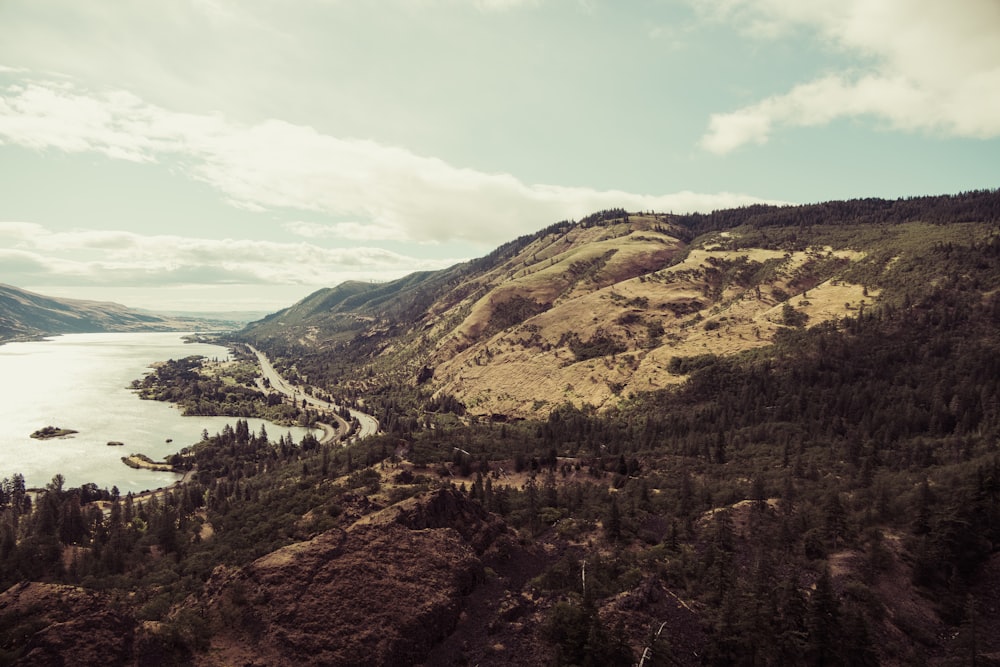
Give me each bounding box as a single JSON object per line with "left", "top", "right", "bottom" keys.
{"left": 0, "top": 248, "right": 58, "bottom": 275}
{"left": 0, "top": 221, "right": 48, "bottom": 241}
{"left": 700, "top": 0, "right": 1000, "bottom": 152}
{"left": 0, "top": 76, "right": 782, "bottom": 247}
{"left": 0, "top": 222, "right": 458, "bottom": 289}
{"left": 0, "top": 82, "right": 162, "bottom": 161}
{"left": 282, "top": 220, "right": 403, "bottom": 242}
{"left": 472, "top": 0, "right": 538, "bottom": 10}
{"left": 403, "top": 0, "right": 539, "bottom": 10}
{"left": 282, "top": 221, "right": 342, "bottom": 239}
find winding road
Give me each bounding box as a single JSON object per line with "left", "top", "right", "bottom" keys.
{"left": 248, "top": 346, "right": 380, "bottom": 443}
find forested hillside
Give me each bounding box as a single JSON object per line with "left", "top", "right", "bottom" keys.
{"left": 240, "top": 190, "right": 1000, "bottom": 423}
{"left": 2, "top": 191, "right": 1000, "bottom": 665}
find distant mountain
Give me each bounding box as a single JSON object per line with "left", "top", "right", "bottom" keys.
{"left": 153, "top": 309, "right": 271, "bottom": 323}
{"left": 239, "top": 190, "right": 1000, "bottom": 419}
{"left": 0, "top": 284, "right": 240, "bottom": 343}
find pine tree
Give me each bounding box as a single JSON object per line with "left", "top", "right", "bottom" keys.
{"left": 605, "top": 496, "right": 622, "bottom": 542}
{"left": 806, "top": 568, "right": 842, "bottom": 666}
{"left": 956, "top": 594, "right": 980, "bottom": 667}
{"left": 58, "top": 494, "right": 87, "bottom": 545}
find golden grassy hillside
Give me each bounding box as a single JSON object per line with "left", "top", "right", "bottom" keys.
{"left": 414, "top": 215, "right": 875, "bottom": 418}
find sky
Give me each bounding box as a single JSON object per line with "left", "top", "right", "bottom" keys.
{"left": 1, "top": 0, "right": 998, "bottom": 314}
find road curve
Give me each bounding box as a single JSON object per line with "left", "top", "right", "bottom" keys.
{"left": 314, "top": 422, "right": 340, "bottom": 445}
{"left": 248, "top": 345, "right": 380, "bottom": 441}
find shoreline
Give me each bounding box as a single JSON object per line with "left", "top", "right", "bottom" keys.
{"left": 10, "top": 335, "right": 335, "bottom": 503}
{"left": 30, "top": 426, "right": 79, "bottom": 440}
{"left": 121, "top": 453, "right": 177, "bottom": 473}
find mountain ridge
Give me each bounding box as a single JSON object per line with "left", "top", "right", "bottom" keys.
{"left": 0, "top": 283, "right": 241, "bottom": 342}
{"left": 239, "top": 191, "right": 1000, "bottom": 419}
{"left": 4, "top": 190, "right": 1000, "bottom": 665}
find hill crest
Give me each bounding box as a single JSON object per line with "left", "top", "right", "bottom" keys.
{"left": 0, "top": 283, "right": 239, "bottom": 342}
{"left": 239, "top": 191, "right": 1000, "bottom": 418}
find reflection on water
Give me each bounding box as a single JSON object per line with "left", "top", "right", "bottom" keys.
{"left": 0, "top": 332, "right": 315, "bottom": 494}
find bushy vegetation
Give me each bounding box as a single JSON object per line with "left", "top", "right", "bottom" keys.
{"left": 672, "top": 189, "right": 1000, "bottom": 242}
{"left": 5, "top": 298, "right": 999, "bottom": 662}
{"left": 131, "top": 354, "right": 315, "bottom": 426}
{"left": 562, "top": 328, "right": 628, "bottom": 362}
{"left": 0, "top": 420, "right": 356, "bottom": 658}
{"left": 484, "top": 295, "right": 551, "bottom": 336}
{"left": 5, "top": 194, "right": 1000, "bottom": 663}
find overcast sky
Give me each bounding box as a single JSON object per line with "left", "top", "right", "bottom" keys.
{"left": 1, "top": 0, "right": 998, "bottom": 313}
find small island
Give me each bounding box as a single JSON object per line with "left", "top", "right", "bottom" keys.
{"left": 107, "top": 441, "right": 125, "bottom": 447}
{"left": 30, "top": 425, "right": 78, "bottom": 440}
{"left": 121, "top": 453, "right": 177, "bottom": 472}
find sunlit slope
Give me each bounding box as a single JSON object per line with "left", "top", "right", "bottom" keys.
{"left": 240, "top": 192, "right": 1000, "bottom": 418}
{"left": 427, "top": 218, "right": 874, "bottom": 417}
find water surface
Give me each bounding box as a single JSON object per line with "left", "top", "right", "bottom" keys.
{"left": 0, "top": 332, "right": 314, "bottom": 494}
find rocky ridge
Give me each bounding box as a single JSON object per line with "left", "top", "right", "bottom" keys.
{"left": 187, "top": 487, "right": 507, "bottom": 666}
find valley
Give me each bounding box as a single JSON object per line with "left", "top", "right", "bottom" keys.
{"left": 2, "top": 192, "right": 1000, "bottom": 666}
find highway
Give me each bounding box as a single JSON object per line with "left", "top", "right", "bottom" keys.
{"left": 248, "top": 345, "right": 380, "bottom": 442}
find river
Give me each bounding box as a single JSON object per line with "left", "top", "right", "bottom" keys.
{"left": 0, "top": 331, "right": 316, "bottom": 494}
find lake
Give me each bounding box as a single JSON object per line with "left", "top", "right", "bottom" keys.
{"left": 0, "top": 332, "right": 316, "bottom": 494}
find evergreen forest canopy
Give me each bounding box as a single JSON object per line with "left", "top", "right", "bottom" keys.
{"left": 1, "top": 189, "right": 1000, "bottom": 665}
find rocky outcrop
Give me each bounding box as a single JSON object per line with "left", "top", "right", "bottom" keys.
{"left": 193, "top": 488, "right": 502, "bottom": 666}
{"left": 0, "top": 582, "right": 136, "bottom": 666}
{"left": 601, "top": 576, "right": 706, "bottom": 666}
{"left": 0, "top": 490, "right": 506, "bottom": 667}
{"left": 373, "top": 485, "right": 507, "bottom": 554}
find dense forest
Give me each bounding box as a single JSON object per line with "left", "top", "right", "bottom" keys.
{"left": 4, "top": 283, "right": 998, "bottom": 662}
{"left": 130, "top": 355, "right": 319, "bottom": 427}
{"left": 2, "top": 193, "right": 1000, "bottom": 665}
